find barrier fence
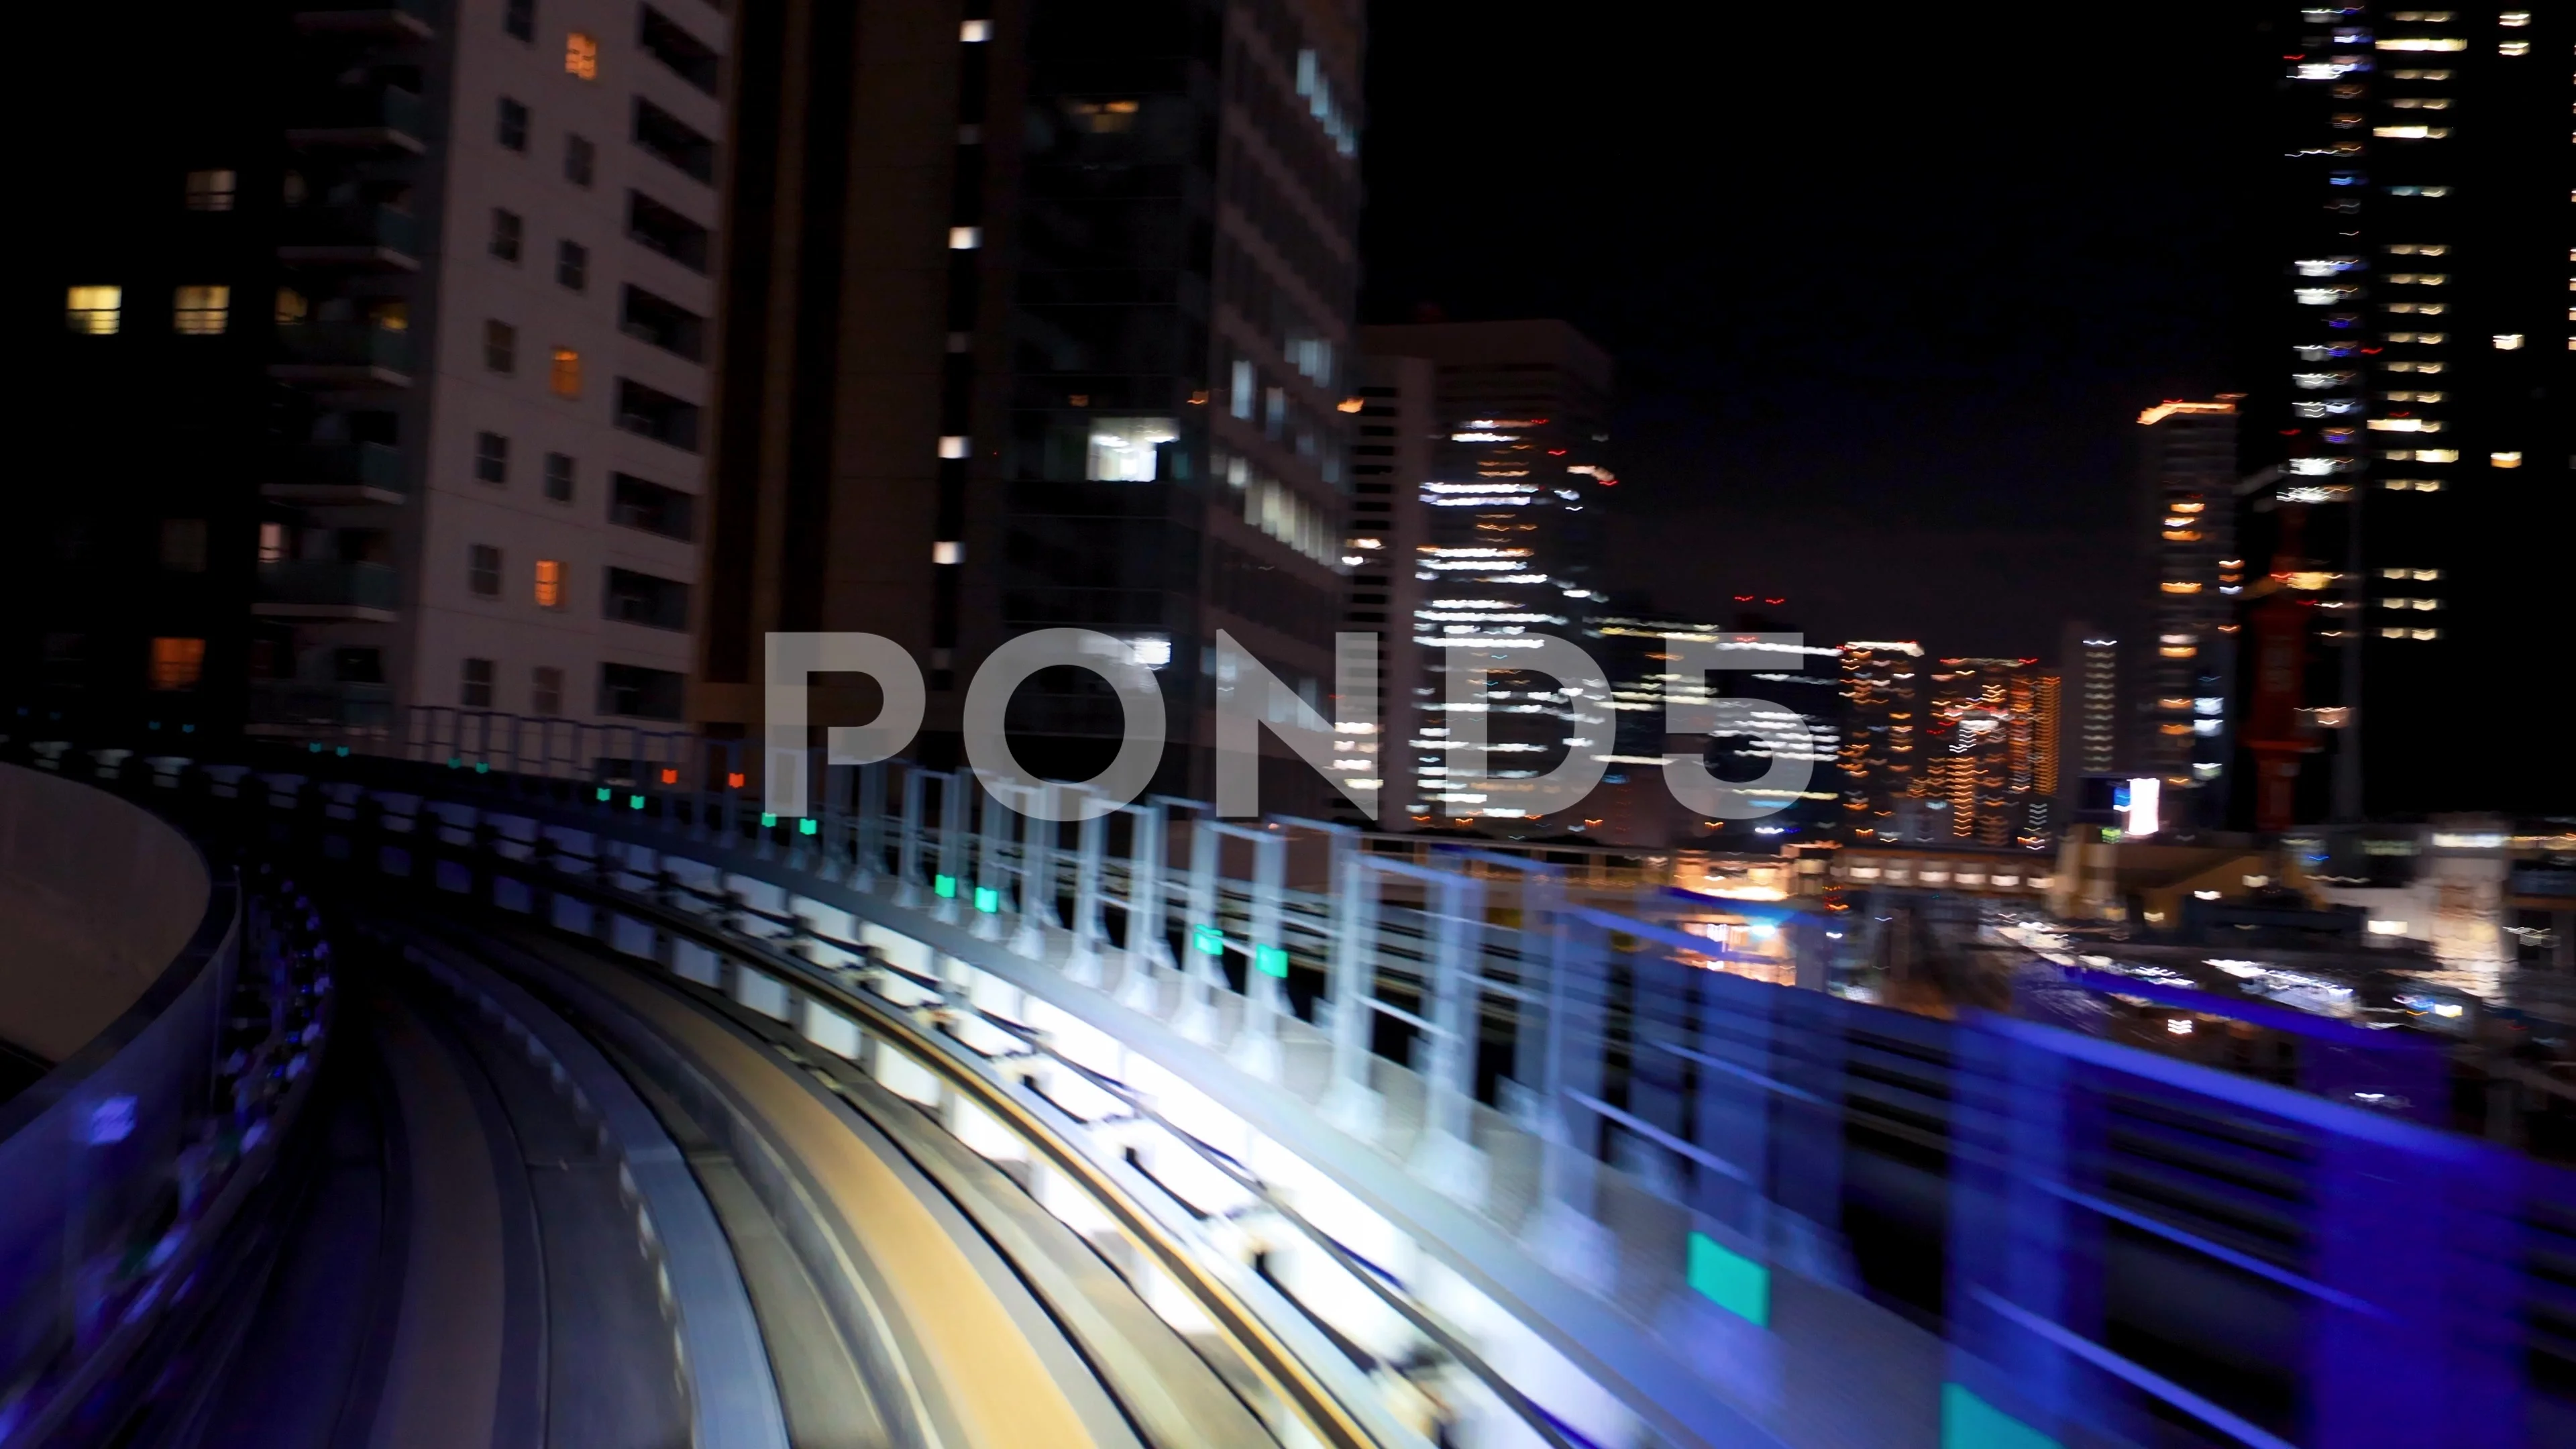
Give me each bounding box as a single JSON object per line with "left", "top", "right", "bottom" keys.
{"left": 7, "top": 706, "right": 2571, "bottom": 1449}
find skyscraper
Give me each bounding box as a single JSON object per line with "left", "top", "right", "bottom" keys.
{"left": 2239, "top": 3, "right": 2566, "bottom": 820}
{"left": 1338, "top": 354, "right": 1435, "bottom": 822}
{"left": 1837, "top": 641, "right": 1924, "bottom": 841}
{"left": 2057, "top": 620, "right": 2122, "bottom": 796}
{"left": 1919, "top": 657, "right": 2059, "bottom": 849}
{"left": 698, "top": 0, "right": 1364, "bottom": 804}
{"left": 1356, "top": 320, "right": 1613, "bottom": 827}
{"left": 19, "top": 2, "right": 727, "bottom": 735}
{"left": 1583, "top": 606, "right": 1842, "bottom": 846}
{"left": 2137, "top": 399, "right": 2243, "bottom": 816}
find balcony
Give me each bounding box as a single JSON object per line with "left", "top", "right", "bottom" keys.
{"left": 247, "top": 680, "right": 397, "bottom": 733}
{"left": 278, "top": 205, "right": 421, "bottom": 270}
{"left": 263, "top": 442, "right": 407, "bottom": 505}
{"left": 253, "top": 561, "right": 399, "bottom": 622}
{"left": 286, "top": 87, "right": 427, "bottom": 154}
{"left": 290, "top": 0, "right": 431, "bottom": 39}
{"left": 271, "top": 324, "right": 415, "bottom": 388}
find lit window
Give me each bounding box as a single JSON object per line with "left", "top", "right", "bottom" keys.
{"left": 462, "top": 657, "right": 496, "bottom": 709}
{"left": 173, "top": 285, "right": 230, "bottom": 335}
{"left": 566, "top": 31, "right": 598, "bottom": 77}
{"left": 1067, "top": 99, "right": 1141, "bottom": 133}
{"left": 1086, "top": 416, "right": 1180, "bottom": 480}
{"left": 2497, "top": 40, "right": 2527, "bottom": 54}
{"left": 932, "top": 540, "right": 963, "bottom": 565}
{"left": 183, "top": 169, "right": 236, "bottom": 211}
{"left": 2490, "top": 451, "right": 2522, "bottom": 468}
{"left": 149, "top": 637, "right": 207, "bottom": 691}
{"left": 2493, "top": 333, "right": 2525, "bottom": 350}
{"left": 276, "top": 288, "right": 309, "bottom": 325}
{"left": 532, "top": 665, "right": 565, "bottom": 716}
{"left": 66, "top": 286, "right": 121, "bottom": 335}
{"left": 959, "top": 18, "right": 989, "bottom": 41}
{"left": 486, "top": 319, "right": 517, "bottom": 372}
{"left": 534, "top": 557, "right": 565, "bottom": 608}
{"left": 2497, "top": 10, "right": 2530, "bottom": 24}
{"left": 258, "top": 522, "right": 287, "bottom": 563}
{"left": 938, "top": 435, "right": 968, "bottom": 459}
{"left": 948, "top": 225, "right": 981, "bottom": 250}
{"left": 470, "top": 544, "right": 502, "bottom": 597}
{"left": 549, "top": 347, "right": 582, "bottom": 397}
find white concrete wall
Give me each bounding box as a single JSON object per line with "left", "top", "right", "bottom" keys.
{"left": 0, "top": 765, "right": 211, "bottom": 1061}
{"left": 410, "top": 0, "right": 727, "bottom": 722}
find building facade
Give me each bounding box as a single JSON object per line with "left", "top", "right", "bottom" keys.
{"left": 698, "top": 0, "right": 1364, "bottom": 808}
{"left": 1836, "top": 641, "right": 1925, "bottom": 842}
{"left": 1339, "top": 353, "right": 1434, "bottom": 823}
{"left": 1919, "top": 657, "right": 2060, "bottom": 850}
{"left": 2237, "top": 3, "right": 2565, "bottom": 820}
{"left": 1585, "top": 608, "right": 1842, "bottom": 847}
{"left": 2136, "top": 399, "right": 2242, "bottom": 816}
{"left": 19, "top": 0, "right": 726, "bottom": 740}
{"left": 1355, "top": 320, "right": 1614, "bottom": 828}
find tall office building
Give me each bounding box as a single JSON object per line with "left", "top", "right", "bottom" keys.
{"left": 1917, "top": 657, "right": 2059, "bottom": 850}
{"left": 1836, "top": 641, "right": 1924, "bottom": 841}
{"left": 1337, "top": 354, "right": 1434, "bottom": 822}
{"left": 2137, "top": 400, "right": 2243, "bottom": 815}
{"left": 2238, "top": 3, "right": 2565, "bottom": 820}
{"left": 1584, "top": 608, "right": 1842, "bottom": 846}
{"left": 697, "top": 0, "right": 1363, "bottom": 806}
{"left": 17, "top": 1, "right": 726, "bottom": 737}
{"left": 2057, "top": 620, "right": 2122, "bottom": 812}
{"left": 1356, "top": 320, "right": 1614, "bottom": 826}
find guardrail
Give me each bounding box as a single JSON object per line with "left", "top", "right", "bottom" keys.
{"left": 0, "top": 765, "right": 335, "bottom": 1446}
{"left": 9, "top": 710, "right": 2571, "bottom": 1449}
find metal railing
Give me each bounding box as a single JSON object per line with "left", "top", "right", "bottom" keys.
{"left": 11, "top": 708, "right": 2571, "bottom": 1449}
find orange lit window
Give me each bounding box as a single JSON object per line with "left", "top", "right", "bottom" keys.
{"left": 566, "top": 32, "right": 598, "bottom": 78}
{"left": 549, "top": 347, "right": 581, "bottom": 397}
{"left": 534, "top": 557, "right": 566, "bottom": 608}
{"left": 150, "top": 637, "right": 207, "bottom": 690}
{"left": 174, "top": 285, "right": 231, "bottom": 335}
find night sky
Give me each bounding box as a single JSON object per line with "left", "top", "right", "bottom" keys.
{"left": 1359, "top": 4, "right": 2263, "bottom": 659}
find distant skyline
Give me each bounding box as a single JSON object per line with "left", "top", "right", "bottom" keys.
{"left": 1358, "top": 4, "right": 2259, "bottom": 659}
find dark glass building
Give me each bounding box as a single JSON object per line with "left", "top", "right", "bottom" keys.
{"left": 2234, "top": 4, "right": 2566, "bottom": 822}
{"left": 701, "top": 0, "right": 1363, "bottom": 802}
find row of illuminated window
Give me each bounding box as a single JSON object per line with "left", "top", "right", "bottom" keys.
{"left": 1220, "top": 451, "right": 1336, "bottom": 566}
{"left": 2375, "top": 449, "right": 2524, "bottom": 466}
{"left": 463, "top": 543, "right": 690, "bottom": 631}
{"left": 66, "top": 286, "right": 233, "bottom": 336}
